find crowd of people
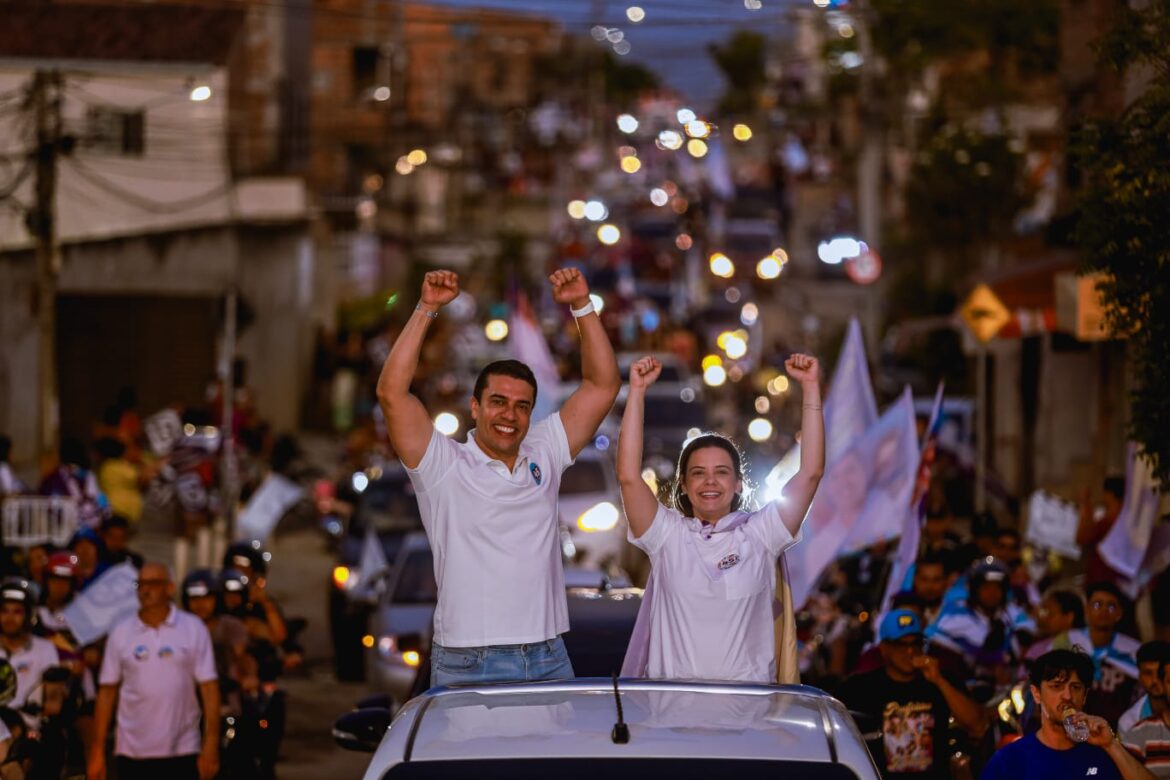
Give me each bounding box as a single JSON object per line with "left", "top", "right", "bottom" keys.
{"left": 0, "top": 384, "right": 302, "bottom": 778}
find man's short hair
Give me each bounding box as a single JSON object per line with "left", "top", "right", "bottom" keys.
{"left": 891, "top": 591, "right": 926, "bottom": 611}
{"left": 472, "top": 360, "right": 538, "bottom": 403}
{"left": 1030, "top": 649, "right": 1095, "bottom": 689}
{"left": 1045, "top": 588, "right": 1086, "bottom": 629}
{"left": 1137, "top": 640, "right": 1170, "bottom": 666}
{"left": 917, "top": 551, "right": 953, "bottom": 575}
{"left": 1086, "top": 580, "right": 1126, "bottom": 608}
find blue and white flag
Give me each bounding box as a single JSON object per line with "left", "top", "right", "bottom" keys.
{"left": 354, "top": 527, "right": 391, "bottom": 602}
{"left": 236, "top": 472, "right": 304, "bottom": 543}
{"left": 786, "top": 387, "right": 921, "bottom": 607}
{"left": 62, "top": 562, "right": 139, "bottom": 646}
{"left": 1100, "top": 443, "right": 1169, "bottom": 596}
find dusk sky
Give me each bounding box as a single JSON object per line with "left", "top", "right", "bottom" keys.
{"left": 428, "top": 0, "right": 800, "bottom": 110}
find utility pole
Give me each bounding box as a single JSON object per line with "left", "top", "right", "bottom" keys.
{"left": 32, "top": 70, "right": 62, "bottom": 470}
{"left": 854, "top": 0, "right": 883, "bottom": 341}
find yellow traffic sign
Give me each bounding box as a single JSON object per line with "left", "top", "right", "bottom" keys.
{"left": 960, "top": 283, "right": 1010, "bottom": 343}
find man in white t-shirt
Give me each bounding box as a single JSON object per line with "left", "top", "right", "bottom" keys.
{"left": 88, "top": 562, "right": 220, "bottom": 780}
{"left": 0, "top": 577, "right": 61, "bottom": 726}
{"left": 376, "top": 268, "right": 619, "bottom": 686}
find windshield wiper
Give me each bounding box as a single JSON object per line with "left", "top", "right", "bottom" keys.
{"left": 610, "top": 672, "right": 629, "bottom": 744}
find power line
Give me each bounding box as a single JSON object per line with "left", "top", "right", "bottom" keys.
{"left": 64, "top": 157, "right": 235, "bottom": 214}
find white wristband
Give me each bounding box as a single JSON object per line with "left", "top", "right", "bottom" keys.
{"left": 570, "top": 301, "right": 595, "bottom": 319}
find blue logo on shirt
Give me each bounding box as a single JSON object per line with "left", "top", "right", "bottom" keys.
{"left": 133, "top": 645, "right": 149, "bottom": 661}
{"left": 158, "top": 646, "right": 174, "bottom": 659}
{"left": 530, "top": 463, "right": 542, "bottom": 485}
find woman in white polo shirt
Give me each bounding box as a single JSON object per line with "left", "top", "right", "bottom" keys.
{"left": 618, "top": 354, "right": 824, "bottom": 683}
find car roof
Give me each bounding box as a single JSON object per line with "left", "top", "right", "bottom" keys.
{"left": 368, "top": 679, "right": 873, "bottom": 772}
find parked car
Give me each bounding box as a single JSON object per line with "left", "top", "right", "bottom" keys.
{"left": 333, "top": 679, "right": 881, "bottom": 779}
{"left": 614, "top": 385, "right": 708, "bottom": 464}
{"left": 557, "top": 447, "right": 628, "bottom": 573}
{"left": 329, "top": 463, "right": 424, "bottom": 681}
{"left": 365, "top": 532, "right": 644, "bottom": 707}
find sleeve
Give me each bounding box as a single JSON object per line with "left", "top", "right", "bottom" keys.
{"left": 628, "top": 503, "right": 678, "bottom": 557}
{"left": 529, "top": 413, "right": 574, "bottom": 476}
{"left": 745, "top": 502, "right": 800, "bottom": 557}
{"left": 98, "top": 628, "right": 123, "bottom": 686}
{"left": 405, "top": 428, "right": 458, "bottom": 491}
{"left": 192, "top": 621, "right": 218, "bottom": 684}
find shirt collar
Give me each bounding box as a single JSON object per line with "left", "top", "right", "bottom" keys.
{"left": 466, "top": 429, "right": 531, "bottom": 474}
{"left": 137, "top": 604, "right": 178, "bottom": 629}
{"left": 684, "top": 511, "right": 748, "bottom": 535}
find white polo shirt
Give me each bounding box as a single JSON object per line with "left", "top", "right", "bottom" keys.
{"left": 407, "top": 414, "right": 574, "bottom": 647}
{"left": 630, "top": 502, "right": 799, "bottom": 683}
{"left": 1, "top": 633, "right": 61, "bottom": 725}
{"left": 99, "top": 605, "right": 217, "bottom": 759}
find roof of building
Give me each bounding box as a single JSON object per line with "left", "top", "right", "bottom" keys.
{"left": 0, "top": 3, "right": 244, "bottom": 64}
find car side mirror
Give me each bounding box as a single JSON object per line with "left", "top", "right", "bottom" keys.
{"left": 333, "top": 707, "right": 392, "bottom": 752}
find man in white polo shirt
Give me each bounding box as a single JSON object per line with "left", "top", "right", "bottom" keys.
{"left": 88, "top": 562, "right": 220, "bottom": 780}
{"left": 377, "top": 267, "right": 619, "bottom": 685}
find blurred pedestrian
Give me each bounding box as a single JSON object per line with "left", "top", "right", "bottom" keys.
{"left": 617, "top": 354, "right": 823, "bottom": 682}
{"left": 95, "top": 437, "right": 144, "bottom": 525}
{"left": 88, "top": 562, "right": 219, "bottom": 780}
{"left": 1122, "top": 652, "right": 1170, "bottom": 777}
{"left": 39, "top": 437, "right": 109, "bottom": 530}
{"left": 0, "top": 577, "right": 61, "bottom": 723}
{"left": 1063, "top": 582, "right": 1141, "bottom": 727}
{"left": 839, "top": 609, "right": 988, "bottom": 779}
{"left": 1078, "top": 477, "right": 1126, "bottom": 585}
{"left": 1121, "top": 642, "right": 1170, "bottom": 734}
{"left": 1026, "top": 588, "right": 1086, "bottom": 661}
{"left": 980, "top": 649, "right": 1153, "bottom": 780}
{"left": 0, "top": 436, "right": 23, "bottom": 496}
{"left": 377, "top": 268, "right": 620, "bottom": 685}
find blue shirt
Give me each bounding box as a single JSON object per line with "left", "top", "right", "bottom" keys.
{"left": 980, "top": 733, "right": 1122, "bottom": 780}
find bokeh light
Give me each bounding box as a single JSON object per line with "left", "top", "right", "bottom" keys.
{"left": 616, "top": 114, "right": 639, "bottom": 133}
{"left": 733, "top": 124, "right": 753, "bottom": 141}
{"left": 406, "top": 149, "right": 428, "bottom": 166}
{"left": 755, "top": 396, "right": 771, "bottom": 414}
{"left": 584, "top": 200, "right": 608, "bottom": 221}
{"left": 748, "top": 418, "right": 773, "bottom": 442}
{"left": 709, "top": 253, "right": 734, "bottom": 278}
{"left": 701, "top": 354, "right": 723, "bottom": 371}
{"left": 741, "top": 302, "right": 759, "bottom": 325}
{"left": 757, "top": 256, "right": 782, "bottom": 280}
{"left": 485, "top": 319, "right": 509, "bottom": 341}
{"left": 650, "top": 188, "right": 668, "bottom": 206}
{"left": 703, "top": 365, "right": 727, "bottom": 387}
{"left": 434, "top": 413, "right": 460, "bottom": 436}
{"left": 620, "top": 156, "right": 642, "bottom": 173}
{"left": 676, "top": 108, "right": 697, "bottom": 124}
{"left": 597, "top": 224, "right": 621, "bottom": 245}
{"left": 626, "top": 6, "right": 646, "bottom": 22}
{"left": 567, "top": 200, "right": 586, "bottom": 219}
{"left": 687, "top": 139, "right": 709, "bottom": 158}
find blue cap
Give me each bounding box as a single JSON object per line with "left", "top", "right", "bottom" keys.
{"left": 880, "top": 609, "right": 924, "bottom": 642}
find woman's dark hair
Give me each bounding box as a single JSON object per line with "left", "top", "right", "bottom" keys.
{"left": 473, "top": 360, "right": 538, "bottom": 403}
{"left": 671, "top": 433, "right": 747, "bottom": 517}
{"left": 1029, "top": 648, "right": 1094, "bottom": 689}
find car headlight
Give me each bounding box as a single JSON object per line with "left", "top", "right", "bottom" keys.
{"left": 333, "top": 566, "right": 361, "bottom": 591}
{"left": 577, "top": 501, "right": 619, "bottom": 532}
{"left": 376, "top": 635, "right": 421, "bottom": 667}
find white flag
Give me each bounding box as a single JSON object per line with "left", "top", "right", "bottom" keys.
{"left": 235, "top": 472, "right": 304, "bottom": 543}
{"left": 354, "top": 527, "right": 391, "bottom": 601}
{"left": 1100, "top": 443, "right": 1169, "bottom": 596}
{"left": 508, "top": 299, "right": 560, "bottom": 423}
{"left": 786, "top": 388, "right": 921, "bottom": 607}
{"left": 880, "top": 381, "right": 945, "bottom": 613}
{"left": 62, "top": 562, "right": 140, "bottom": 646}
{"left": 764, "top": 316, "right": 877, "bottom": 502}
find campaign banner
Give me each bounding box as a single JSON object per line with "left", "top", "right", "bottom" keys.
{"left": 1025, "top": 491, "right": 1082, "bottom": 560}
{"left": 62, "top": 562, "right": 140, "bottom": 646}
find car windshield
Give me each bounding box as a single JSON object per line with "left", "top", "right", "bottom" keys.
{"left": 392, "top": 550, "right": 437, "bottom": 605}
{"left": 351, "top": 474, "right": 423, "bottom": 536}
{"left": 383, "top": 759, "right": 860, "bottom": 779}
{"left": 560, "top": 460, "right": 608, "bottom": 495}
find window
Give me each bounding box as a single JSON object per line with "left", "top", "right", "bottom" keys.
{"left": 392, "top": 551, "right": 437, "bottom": 605}
{"left": 85, "top": 107, "right": 145, "bottom": 156}
{"left": 352, "top": 46, "right": 381, "bottom": 99}
{"left": 383, "top": 758, "right": 861, "bottom": 779}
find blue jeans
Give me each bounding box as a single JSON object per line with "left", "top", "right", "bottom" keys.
{"left": 431, "top": 636, "right": 575, "bottom": 686}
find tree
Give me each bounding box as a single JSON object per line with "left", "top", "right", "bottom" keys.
{"left": 708, "top": 30, "right": 767, "bottom": 116}
{"left": 1074, "top": 0, "right": 1170, "bottom": 485}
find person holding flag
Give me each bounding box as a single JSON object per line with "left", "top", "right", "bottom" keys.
{"left": 617, "top": 354, "right": 824, "bottom": 682}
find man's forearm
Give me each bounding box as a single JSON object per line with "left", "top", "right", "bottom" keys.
{"left": 376, "top": 307, "right": 436, "bottom": 404}
{"left": 1107, "top": 739, "right": 1157, "bottom": 780}
{"left": 91, "top": 686, "right": 116, "bottom": 756}
{"left": 200, "top": 680, "right": 221, "bottom": 752}
{"left": 935, "top": 678, "right": 988, "bottom": 736}
{"left": 574, "top": 309, "right": 619, "bottom": 392}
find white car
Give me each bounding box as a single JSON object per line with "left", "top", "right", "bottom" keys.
{"left": 557, "top": 447, "right": 627, "bottom": 572}
{"left": 334, "top": 679, "right": 881, "bottom": 779}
